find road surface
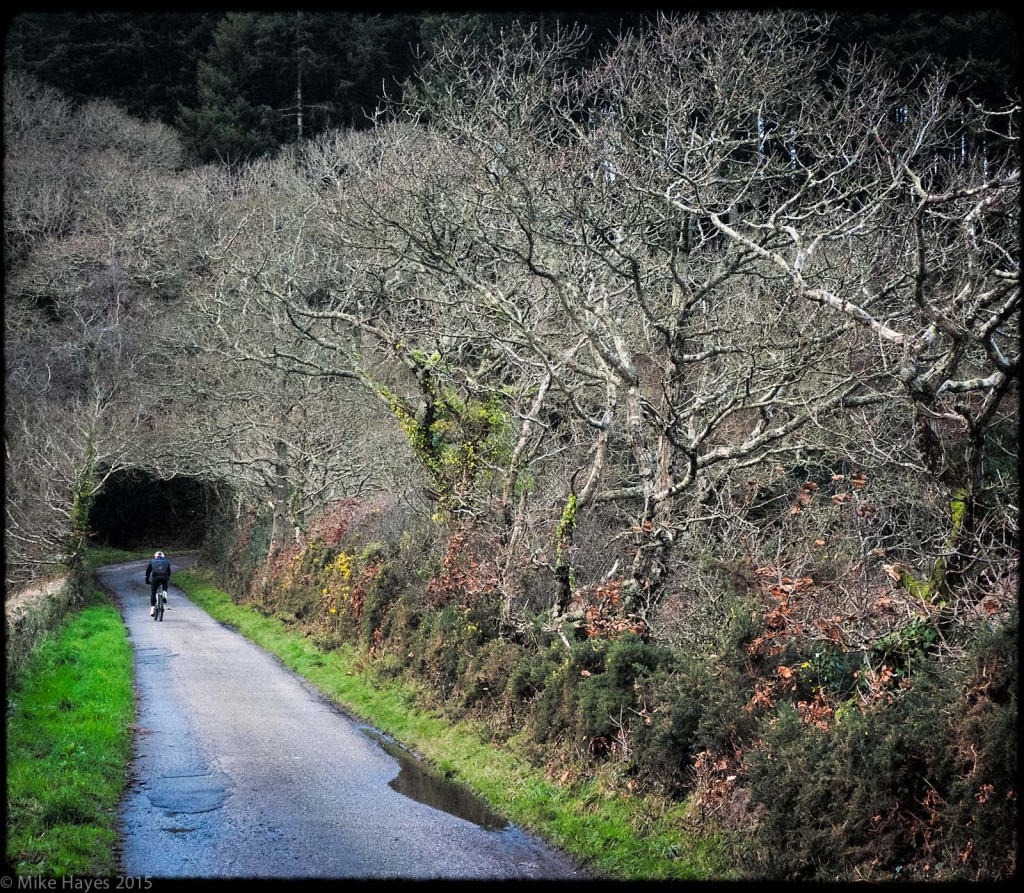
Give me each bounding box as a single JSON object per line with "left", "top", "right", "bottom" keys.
{"left": 99, "top": 558, "right": 585, "bottom": 880}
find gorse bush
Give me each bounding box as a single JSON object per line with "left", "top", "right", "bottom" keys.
{"left": 743, "top": 609, "right": 1018, "bottom": 882}
{"left": 573, "top": 636, "right": 673, "bottom": 743}
{"left": 795, "top": 643, "right": 862, "bottom": 701}
{"left": 507, "top": 645, "right": 561, "bottom": 709}
{"left": 747, "top": 694, "right": 953, "bottom": 880}
{"left": 359, "top": 553, "right": 402, "bottom": 646}
{"left": 938, "top": 611, "right": 1018, "bottom": 879}
{"left": 458, "top": 637, "right": 524, "bottom": 721}
{"left": 630, "top": 657, "right": 756, "bottom": 797}
{"left": 416, "top": 603, "right": 472, "bottom": 696}
{"left": 531, "top": 652, "right": 579, "bottom": 750}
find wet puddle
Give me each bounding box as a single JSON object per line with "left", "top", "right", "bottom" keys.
{"left": 360, "top": 729, "right": 508, "bottom": 831}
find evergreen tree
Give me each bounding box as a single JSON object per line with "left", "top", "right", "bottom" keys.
{"left": 4, "top": 12, "right": 218, "bottom": 125}
{"left": 175, "top": 12, "right": 424, "bottom": 164}
{"left": 6, "top": 11, "right": 1016, "bottom": 167}
{"left": 829, "top": 11, "right": 1018, "bottom": 105}
{"left": 175, "top": 13, "right": 279, "bottom": 164}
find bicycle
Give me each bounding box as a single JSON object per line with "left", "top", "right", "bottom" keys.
{"left": 153, "top": 582, "right": 167, "bottom": 621}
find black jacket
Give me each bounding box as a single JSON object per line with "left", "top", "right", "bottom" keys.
{"left": 146, "top": 557, "right": 171, "bottom": 583}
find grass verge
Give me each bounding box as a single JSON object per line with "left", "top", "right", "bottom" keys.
{"left": 84, "top": 545, "right": 153, "bottom": 574}
{"left": 5, "top": 586, "right": 135, "bottom": 876}
{"left": 177, "top": 568, "right": 737, "bottom": 880}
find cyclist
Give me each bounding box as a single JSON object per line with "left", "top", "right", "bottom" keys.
{"left": 146, "top": 551, "right": 171, "bottom": 616}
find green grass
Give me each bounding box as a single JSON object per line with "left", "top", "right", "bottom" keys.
{"left": 5, "top": 588, "right": 135, "bottom": 876}
{"left": 83, "top": 544, "right": 152, "bottom": 574}
{"left": 177, "top": 568, "right": 737, "bottom": 880}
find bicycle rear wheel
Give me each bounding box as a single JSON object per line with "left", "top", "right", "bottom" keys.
{"left": 156, "top": 586, "right": 165, "bottom": 621}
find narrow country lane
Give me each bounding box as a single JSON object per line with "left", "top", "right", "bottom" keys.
{"left": 99, "top": 559, "right": 585, "bottom": 880}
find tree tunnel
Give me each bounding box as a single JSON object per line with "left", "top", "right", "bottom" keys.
{"left": 88, "top": 468, "right": 228, "bottom": 552}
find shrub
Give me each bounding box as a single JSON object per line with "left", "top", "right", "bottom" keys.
{"left": 407, "top": 603, "right": 495, "bottom": 701}
{"left": 792, "top": 643, "right": 862, "bottom": 702}
{"left": 359, "top": 554, "right": 403, "bottom": 647}
{"left": 939, "top": 610, "right": 1018, "bottom": 880}
{"left": 507, "top": 645, "right": 561, "bottom": 706}
{"left": 459, "top": 638, "right": 524, "bottom": 717}
{"left": 656, "top": 599, "right": 765, "bottom": 771}
{"left": 743, "top": 621, "right": 1017, "bottom": 883}
{"left": 574, "top": 636, "right": 673, "bottom": 742}
{"left": 529, "top": 645, "right": 578, "bottom": 746}
{"left": 529, "top": 634, "right": 679, "bottom": 763}
{"left": 743, "top": 705, "right": 849, "bottom": 880}
{"left": 630, "top": 654, "right": 755, "bottom": 796}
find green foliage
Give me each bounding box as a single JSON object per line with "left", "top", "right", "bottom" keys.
{"left": 575, "top": 636, "right": 673, "bottom": 739}
{"left": 407, "top": 601, "right": 501, "bottom": 700}
{"left": 508, "top": 645, "right": 562, "bottom": 705}
{"left": 382, "top": 378, "right": 514, "bottom": 503}
{"left": 5, "top": 12, "right": 219, "bottom": 126}
{"left": 531, "top": 635, "right": 678, "bottom": 754}
{"left": 871, "top": 615, "right": 939, "bottom": 679}
{"left": 358, "top": 553, "right": 400, "bottom": 645}
{"left": 556, "top": 493, "right": 577, "bottom": 560}
{"left": 530, "top": 651, "right": 578, "bottom": 746}
{"left": 632, "top": 656, "right": 756, "bottom": 797}
{"left": 6, "top": 594, "right": 135, "bottom": 875}
{"left": 716, "top": 596, "right": 762, "bottom": 656}
{"left": 744, "top": 617, "right": 1018, "bottom": 881}
{"left": 939, "top": 610, "right": 1018, "bottom": 878}
{"left": 743, "top": 706, "right": 852, "bottom": 880}
{"left": 176, "top": 12, "right": 425, "bottom": 163}
{"left": 460, "top": 638, "right": 524, "bottom": 714}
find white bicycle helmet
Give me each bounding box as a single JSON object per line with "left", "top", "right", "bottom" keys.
{"left": 154, "top": 551, "right": 165, "bottom": 559}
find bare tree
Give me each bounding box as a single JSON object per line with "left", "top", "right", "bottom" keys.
{"left": 158, "top": 151, "right": 425, "bottom": 561}
{"left": 586, "top": 12, "right": 1018, "bottom": 612}
{"left": 294, "top": 12, "right": 1017, "bottom": 640}
{"left": 4, "top": 73, "right": 195, "bottom": 587}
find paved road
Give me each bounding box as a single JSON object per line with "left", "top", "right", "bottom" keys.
{"left": 99, "top": 559, "right": 585, "bottom": 880}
